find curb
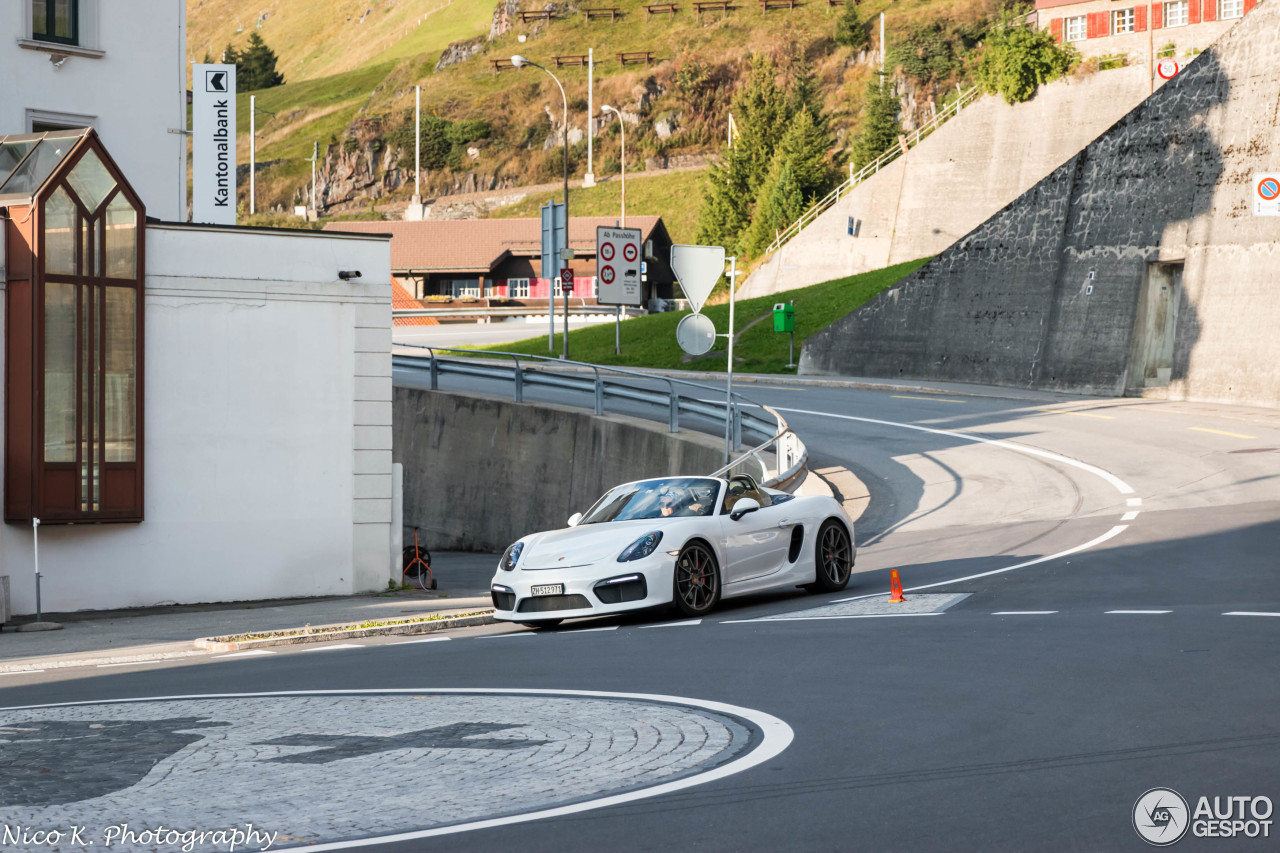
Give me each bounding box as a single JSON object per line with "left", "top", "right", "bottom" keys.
{"left": 193, "top": 610, "right": 498, "bottom": 652}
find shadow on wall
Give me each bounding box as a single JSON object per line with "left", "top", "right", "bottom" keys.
{"left": 797, "top": 36, "right": 1268, "bottom": 398}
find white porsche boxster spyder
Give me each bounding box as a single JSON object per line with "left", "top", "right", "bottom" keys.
{"left": 490, "top": 473, "right": 856, "bottom": 627}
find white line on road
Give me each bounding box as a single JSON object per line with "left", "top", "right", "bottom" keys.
{"left": 1121, "top": 511, "right": 1140, "bottom": 521}
{"left": 0, "top": 670, "right": 46, "bottom": 675}
{"left": 1223, "top": 611, "right": 1280, "bottom": 617}
{"left": 389, "top": 636, "right": 452, "bottom": 645}
{"left": 723, "top": 613, "right": 941, "bottom": 624}
{"left": 1127, "top": 498, "right": 1142, "bottom": 507}
{"left": 299, "top": 644, "right": 365, "bottom": 652}
{"left": 833, "top": 525, "right": 1130, "bottom": 603}
{"left": 96, "top": 662, "right": 149, "bottom": 668}
{"left": 640, "top": 619, "right": 702, "bottom": 628}
{"left": 569, "top": 626, "right": 619, "bottom": 632}
{"left": 480, "top": 632, "right": 536, "bottom": 638}
{"left": 214, "top": 650, "right": 277, "bottom": 658}
{"left": 1106, "top": 610, "right": 1171, "bottom": 614}
{"left": 992, "top": 611, "right": 1059, "bottom": 615}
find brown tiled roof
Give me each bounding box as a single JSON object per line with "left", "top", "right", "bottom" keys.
{"left": 324, "top": 215, "right": 664, "bottom": 273}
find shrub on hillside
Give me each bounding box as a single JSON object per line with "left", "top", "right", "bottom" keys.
{"left": 833, "top": 1, "right": 869, "bottom": 50}
{"left": 975, "top": 13, "right": 1078, "bottom": 103}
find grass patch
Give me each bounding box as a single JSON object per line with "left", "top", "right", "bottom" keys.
{"left": 486, "top": 170, "right": 707, "bottom": 246}
{"left": 477, "top": 258, "right": 929, "bottom": 373}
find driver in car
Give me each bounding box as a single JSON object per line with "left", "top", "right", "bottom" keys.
{"left": 659, "top": 488, "right": 705, "bottom": 517}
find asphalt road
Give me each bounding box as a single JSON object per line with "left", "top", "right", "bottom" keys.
{"left": 4, "top": 370, "right": 1279, "bottom": 852}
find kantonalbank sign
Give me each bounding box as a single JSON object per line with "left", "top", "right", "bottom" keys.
{"left": 192, "top": 64, "right": 237, "bottom": 225}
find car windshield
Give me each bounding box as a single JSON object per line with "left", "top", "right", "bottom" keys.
{"left": 579, "top": 477, "right": 720, "bottom": 524}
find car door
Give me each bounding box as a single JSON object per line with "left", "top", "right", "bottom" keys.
{"left": 719, "top": 478, "right": 788, "bottom": 585}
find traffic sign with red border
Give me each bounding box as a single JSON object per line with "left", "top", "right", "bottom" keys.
{"left": 595, "top": 226, "right": 643, "bottom": 306}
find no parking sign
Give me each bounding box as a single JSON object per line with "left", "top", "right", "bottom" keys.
{"left": 595, "top": 226, "right": 643, "bottom": 306}
{"left": 1254, "top": 173, "right": 1280, "bottom": 216}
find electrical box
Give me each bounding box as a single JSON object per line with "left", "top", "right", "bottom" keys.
{"left": 773, "top": 303, "right": 794, "bottom": 333}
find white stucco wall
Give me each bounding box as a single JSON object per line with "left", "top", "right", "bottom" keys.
{"left": 0, "top": 224, "right": 394, "bottom": 614}
{"left": 0, "top": 0, "right": 187, "bottom": 220}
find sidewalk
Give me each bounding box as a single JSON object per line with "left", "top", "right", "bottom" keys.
{"left": 0, "top": 552, "right": 500, "bottom": 673}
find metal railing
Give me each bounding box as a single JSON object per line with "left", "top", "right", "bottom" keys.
{"left": 765, "top": 85, "right": 982, "bottom": 256}
{"left": 392, "top": 344, "right": 809, "bottom": 491}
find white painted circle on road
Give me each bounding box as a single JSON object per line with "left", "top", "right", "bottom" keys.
{"left": 0, "top": 689, "right": 792, "bottom": 851}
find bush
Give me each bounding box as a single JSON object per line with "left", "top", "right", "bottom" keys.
{"left": 975, "top": 13, "right": 1078, "bottom": 103}
{"left": 446, "top": 119, "right": 492, "bottom": 145}
{"left": 833, "top": 2, "right": 869, "bottom": 50}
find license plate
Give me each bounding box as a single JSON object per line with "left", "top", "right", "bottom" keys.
{"left": 530, "top": 584, "right": 564, "bottom": 597}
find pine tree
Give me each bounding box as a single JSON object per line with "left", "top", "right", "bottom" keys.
{"left": 744, "top": 159, "right": 804, "bottom": 258}
{"left": 849, "top": 76, "right": 901, "bottom": 170}
{"left": 695, "top": 142, "right": 754, "bottom": 254}
{"left": 221, "top": 43, "right": 240, "bottom": 65}
{"left": 732, "top": 53, "right": 790, "bottom": 198}
{"left": 834, "top": 1, "right": 869, "bottom": 51}
{"left": 237, "top": 32, "right": 285, "bottom": 91}
{"left": 773, "top": 105, "right": 833, "bottom": 203}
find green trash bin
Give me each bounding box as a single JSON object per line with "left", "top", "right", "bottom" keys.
{"left": 773, "top": 303, "right": 794, "bottom": 333}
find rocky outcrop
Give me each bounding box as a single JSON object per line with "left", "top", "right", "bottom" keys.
{"left": 489, "top": 0, "right": 520, "bottom": 39}
{"left": 435, "top": 36, "right": 485, "bottom": 72}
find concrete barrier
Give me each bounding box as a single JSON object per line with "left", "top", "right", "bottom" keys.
{"left": 393, "top": 388, "right": 727, "bottom": 552}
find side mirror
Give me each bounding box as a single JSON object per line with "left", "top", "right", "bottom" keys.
{"left": 729, "top": 498, "right": 760, "bottom": 521}
{"left": 567, "top": 512, "right": 582, "bottom": 527}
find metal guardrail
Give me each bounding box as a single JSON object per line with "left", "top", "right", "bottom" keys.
{"left": 392, "top": 344, "right": 809, "bottom": 491}
{"left": 765, "top": 85, "right": 982, "bottom": 256}
{"left": 393, "top": 305, "right": 647, "bottom": 319}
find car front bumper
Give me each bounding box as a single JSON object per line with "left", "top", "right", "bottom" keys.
{"left": 490, "top": 554, "right": 675, "bottom": 622}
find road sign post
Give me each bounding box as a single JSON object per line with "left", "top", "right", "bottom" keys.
{"left": 671, "top": 245, "right": 734, "bottom": 462}
{"left": 541, "top": 201, "right": 567, "bottom": 351}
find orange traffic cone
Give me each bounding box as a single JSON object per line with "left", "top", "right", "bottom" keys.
{"left": 888, "top": 569, "right": 907, "bottom": 603}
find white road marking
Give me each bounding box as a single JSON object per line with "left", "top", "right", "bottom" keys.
{"left": 1224, "top": 611, "right": 1280, "bottom": 617}
{"left": 480, "top": 631, "right": 536, "bottom": 638}
{"left": 214, "top": 650, "right": 276, "bottom": 658}
{"left": 1, "top": 689, "right": 790, "bottom": 849}
{"left": 0, "top": 669, "right": 46, "bottom": 675}
{"left": 1106, "top": 610, "right": 1171, "bottom": 614}
{"left": 833, "top": 525, "right": 1130, "bottom": 602}
{"left": 992, "top": 611, "right": 1059, "bottom": 615}
{"left": 569, "top": 626, "right": 619, "bottom": 632}
{"left": 777, "top": 407, "right": 1136, "bottom": 495}
{"left": 389, "top": 636, "right": 452, "bottom": 645}
{"left": 96, "top": 662, "right": 148, "bottom": 668}
{"left": 891, "top": 395, "right": 965, "bottom": 404}
{"left": 299, "top": 644, "right": 365, "bottom": 652}
{"left": 1121, "top": 511, "right": 1140, "bottom": 521}
{"left": 1127, "top": 498, "right": 1142, "bottom": 507}
{"left": 640, "top": 619, "right": 702, "bottom": 628}
{"left": 722, "top": 613, "right": 941, "bottom": 624}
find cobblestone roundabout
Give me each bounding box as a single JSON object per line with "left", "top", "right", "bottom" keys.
{"left": 0, "top": 690, "right": 787, "bottom": 851}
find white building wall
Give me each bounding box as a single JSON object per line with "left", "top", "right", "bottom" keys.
{"left": 0, "top": 225, "right": 394, "bottom": 614}
{"left": 0, "top": 0, "right": 187, "bottom": 220}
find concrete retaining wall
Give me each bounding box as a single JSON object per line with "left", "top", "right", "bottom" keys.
{"left": 803, "top": 0, "right": 1280, "bottom": 406}
{"left": 741, "top": 65, "right": 1154, "bottom": 299}
{"left": 393, "top": 388, "right": 726, "bottom": 553}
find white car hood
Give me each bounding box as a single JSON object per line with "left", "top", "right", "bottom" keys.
{"left": 520, "top": 520, "right": 662, "bottom": 569}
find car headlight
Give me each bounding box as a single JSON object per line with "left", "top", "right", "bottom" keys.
{"left": 500, "top": 541, "right": 524, "bottom": 571}
{"left": 617, "top": 531, "right": 663, "bottom": 562}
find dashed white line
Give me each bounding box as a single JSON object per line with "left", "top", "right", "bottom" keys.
{"left": 1127, "top": 498, "right": 1142, "bottom": 507}
{"left": 214, "top": 650, "right": 277, "bottom": 658}
{"left": 569, "top": 626, "right": 619, "bottom": 633}
{"left": 96, "top": 662, "right": 147, "bottom": 668}
{"left": 481, "top": 631, "right": 536, "bottom": 638}
{"left": 389, "top": 636, "right": 452, "bottom": 645}
{"left": 299, "top": 644, "right": 365, "bottom": 652}
{"left": 1106, "top": 610, "right": 1171, "bottom": 614}
{"left": 1121, "top": 511, "right": 1140, "bottom": 521}
{"left": 0, "top": 669, "right": 45, "bottom": 675}
{"left": 722, "top": 613, "right": 941, "bottom": 624}
{"left": 640, "top": 619, "right": 702, "bottom": 628}
{"left": 992, "top": 611, "right": 1059, "bottom": 615}
{"left": 1224, "top": 611, "right": 1280, "bottom": 617}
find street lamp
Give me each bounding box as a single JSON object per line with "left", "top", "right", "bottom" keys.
{"left": 600, "top": 104, "right": 625, "bottom": 355}
{"left": 513, "top": 54, "right": 571, "bottom": 359}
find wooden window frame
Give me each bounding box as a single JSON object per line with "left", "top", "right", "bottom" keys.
{"left": 32, "top": 0, "right": 80, "bottom": 46}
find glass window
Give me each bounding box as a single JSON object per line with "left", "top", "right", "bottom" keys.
{"left": 0, "top": 138, "right": 76, "bottom": 198}
{"left": 32, "top": 0, "right": 78, "bottom": 45}
{"left": 450, "top": 279, "right": 480, "bottom": 297}
{"left": 43, "top": 282, "right": 77, "bottom": 463}
{"left": 0, "top": 140, "right": 38, "bottom": 184}
{"left": 67, "top": 150, "right": 116, "bottom": 214}
{"left": 104, "top": 195, "right": 137, "bottom": 278}
{"left": 1113, "top": 8, "right": 1135, "bottom": 32}
{"left": 507, "top": 278, "right": 529, "bottom": 298}
{"left": 103, "top": 288, "right": 136, "bottom": 462}
{"left": 1065, "top": 16, "right": 1087, "bottom": 41}
{"left": 44, "top": 186, "right": 77, "bottom": 275}
{"left": 1164, "top": 1, "right": 1189, "bottom": 26}
{"left": 1220, "top": 0, "right": 1243, "bottom": 17}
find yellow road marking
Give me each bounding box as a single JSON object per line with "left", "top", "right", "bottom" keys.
{"left": 890, "top": 395, "right": 965, "bottom": 404}
{"left": 1036, "top": 408, "right": 1115, "bottom": 420}
{"left": 1189, "top": 427, "right": 1256, "bottom": 439}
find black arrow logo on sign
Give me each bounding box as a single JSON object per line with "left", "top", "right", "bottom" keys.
{"left": 207, "top": 71, "right": 227, "bottom": 92}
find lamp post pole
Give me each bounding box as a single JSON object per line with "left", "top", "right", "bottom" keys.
{"left": 513, "top": 56, "right": 571, "bottom": 359}
{"left": 601, "top": 103, "right": 625, "bottom": 355}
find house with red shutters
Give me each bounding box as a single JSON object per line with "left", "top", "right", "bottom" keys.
{"left": 1037, "top": 0, "right": 1257, "bottom": 62}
